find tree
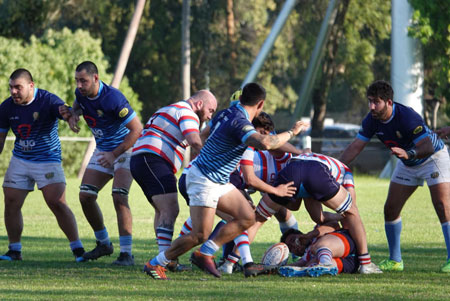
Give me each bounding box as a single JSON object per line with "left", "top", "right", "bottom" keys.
{"left": 408, "top": 0, "right": 450, "bottom": 124}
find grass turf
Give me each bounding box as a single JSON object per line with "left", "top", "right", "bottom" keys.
{"left": 0, "top": 175, "right": 449, "bottom": 300}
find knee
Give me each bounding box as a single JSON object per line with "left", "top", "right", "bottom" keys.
{"left": 79, "top": 184, "right": 99, "bottom": 204}
{"left": 191, "top": 231, "right": 209, "bottom": 244}
{"left": 240, "top": 212, "right": 256, "bottom": 230}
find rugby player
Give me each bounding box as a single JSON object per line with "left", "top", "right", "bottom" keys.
{"left": 340, "top": 80, "right": 450, "bottom": 272}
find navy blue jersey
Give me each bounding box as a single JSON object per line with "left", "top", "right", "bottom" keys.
{"left": 0, "top": 88, "right": 64, "bottom": 162}
{"left": 75, "top": 81, "right": 136, "bottom": 152}
{"left": 193, "top": 103, "right": 257, "bottom": 184}
{"left": 357, "top": 102, "right": 444, "bottom": 166}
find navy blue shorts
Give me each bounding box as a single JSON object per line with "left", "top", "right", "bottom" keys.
{"left": 130, "top": 153, "right": 177, "bottom": 203}
{"left": 178, "top": 173, "right": 189, "bottom": 205}
{"left": 269, "top": 160, "right": 340, "bottom": 206}
{"left": 330, "top": 229, "right": 359, "bottom": 274}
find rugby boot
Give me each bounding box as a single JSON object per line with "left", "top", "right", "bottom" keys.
{"left": 0, "top": 250, "right": 22, "bottom": 261}
{"left": 190, "top": 250, "right": 221, "bottom": 278}
{"left": 82, "top": 241, "right": 114, "bottom": 260}
{"left": 166, "top": 259, "right": 192, "bottom": 272}
{"left": 72, "top": 247, "right": 86, "bottom": 262}
{"left": 278, "top": 266, "right": 309, "bottom": 277}
{"left": 440, "top": 259, "right": 450, "bottom": 273}
{"left": 378, "top": 259, "right": 404, "bottom": 271}
{"left": 243, "top": 262, "right": 278, "bottom": 278}
{"left": 359, "top": 262, "right": 383, "bottom": 274}
{"left": 112, "top": 252, "right": 135, "bottom": 266}
{"left": 306, "top": 263, "right": 338, "bottom": 277}
{"left": 143, "top": 262, "right": 169, "bottom": 280}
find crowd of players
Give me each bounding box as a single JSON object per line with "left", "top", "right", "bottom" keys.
{"left": 1, "top": 62, "right": 450, "bottom": 280}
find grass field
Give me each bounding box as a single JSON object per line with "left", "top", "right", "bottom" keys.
{"left": 0, "top": 175, "right": 449, "bottom": 300}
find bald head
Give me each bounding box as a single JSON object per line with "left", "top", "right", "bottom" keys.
{"left": 189, "top": 90, "right": 218, "bottom": 123}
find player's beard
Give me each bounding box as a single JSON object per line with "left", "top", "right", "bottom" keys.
{"left": 371, "top": 105, "right": 389, "bottom": 120}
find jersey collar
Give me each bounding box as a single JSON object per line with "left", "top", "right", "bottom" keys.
{"left": 236, "top": 102, "right": 250, "bottom": 120}
{"left": 381, "top": 103, "right": 395, "bottom": 124}
{"left": 87, "top": 81, "right": 104, "bottom": 100}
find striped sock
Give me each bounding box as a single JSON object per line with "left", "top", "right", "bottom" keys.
{"left": 234, "top": 231, "right": 253, "bottom": 265}
{"left": 179, "top": 217, "right": 193, "bottom": 237}
{"left": 94, "top": 228, "right": 110, "bottom": 245}
{"left": 199, "top": 240, "right": 219, "bottom": 256}
{"left": 226, "top": 252, "right": 241, "bottom": 265}
{"left": 385, "top": 217, "right": 402, "bottom": 262}
{"left": 156, "top": 227, "right": 173, "bottom": 253}
{"left": 9, "top": 242, "right": 22, "bottom": 252}
{"left": 279, "top": 215, "right": 299, "bottom": 234}
{"left": 442, "top": 221, "right": 450, "bottom": 260}
{"left": 358, "top": 253, "right": 371, "bottom": 265}
{"left": 69, "top": 240, "right": 83, "bottom": 251}
{"left": 317, "top": 247, "right": 333, "bottom": 265}
{"left": 119, "top": 235, "right": 132, "bottom": 255}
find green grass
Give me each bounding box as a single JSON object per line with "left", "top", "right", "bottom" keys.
{"left": 0, "top": 175, "right": 449, "bottom": 300}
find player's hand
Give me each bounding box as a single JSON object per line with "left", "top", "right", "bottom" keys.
{"left": 274, "top": 181, "right": 297, "bottom": 197}
{"left": 97, "top": 151, "right": 116, "bottom": 168}
{"left": 68, "top": 115, "right": 80, "bottom": 133}
{"left": 390, "top": 147, "right": 408, "bottom": 159}
{"left": 59, "top": 105, "right": 72, "bottom": 121}
{"left": 435, "top": 126, "right": 450, "bottom": 139}
{"left": 290, "top": 121, "right": 310, "bottom": 136}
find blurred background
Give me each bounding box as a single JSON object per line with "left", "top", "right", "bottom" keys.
{"left": 0, "top": 0, "right": 448, "bottom": 176}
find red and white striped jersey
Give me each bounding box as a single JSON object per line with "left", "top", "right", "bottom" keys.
{"left": 132, "top": 101, "right": 199, "bottom": 173}
{"left": 290, "top": 153, "right": 354, "bottom": 188}
{"left": 240, "top": 147, "right": 292, "bottom": 185}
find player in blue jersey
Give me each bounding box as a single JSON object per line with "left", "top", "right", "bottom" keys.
{"left": 61, "top": 61, "right": 142, "bottom": 266}
{"left": 340, "top": 80, "right": 450, "bottom": 273}
{"left": 143, "top": 83, "right": 308, "bottom": 280}
{"left": 0, "top": 69, "right": 85, "bottom": 262}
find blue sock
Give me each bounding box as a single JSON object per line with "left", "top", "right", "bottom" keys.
{"left": 9, "top": 242, "right": 22, "bottom": 252}
{"left": 209, "top": 220, "right": 226, "bottom": 240}
{"left": 94, "top": 228, "right": 110, "bottom": 245}
{"left": 222, "top": 241, "right": 235, "bottom": 260}
{"left": 385, "top": 218, "right": 402, "bottom": 262}
{"left": 119, "top": 235, "right": 132, "bottom": 255}
{"left": 69, "top": 240, "right": 83, "bottom": 251}
{"left": 442, "top": 222, "right": 450, "bottom": 260}
{"left": 200, "top": 240, "right": 219, "bottom": 256}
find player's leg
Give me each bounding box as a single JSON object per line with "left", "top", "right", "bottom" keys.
{"left": 41, "top": 182, "right": 85, "bottom": 261}
{"left": 0, "top": 187, "right": 28, "bottom": 261}
{"left": 379, "top": 181, "right": 416, "bottom": 270}
{"left": 429, "top": 182, "right": 450, "bottom": 272}
{"left": 80, "top": 168, "right": 113, "bottom": 260}
{"left": 111, "top": 167, "right": 134, "bottom": 265}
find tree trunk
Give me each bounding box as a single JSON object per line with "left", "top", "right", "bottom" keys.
{"left": 226, "top": 0, "right": 237, "bottom": 80}
{"left": 311, "top": 0, "right": 350, "bottom": 152}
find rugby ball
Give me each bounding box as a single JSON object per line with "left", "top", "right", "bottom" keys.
{"left": 261, "top": 242, "right": 289, "bottom": 266}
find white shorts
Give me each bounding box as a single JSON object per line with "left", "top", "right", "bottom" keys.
{"left": 392, "top": 146, "right": 450, "bottom": 186}
{"left": 186, "top": 164, "right": 235, "bottom": 208}
{"left": 87, "top": 148, "right": 131, "bottom": 176}
{"left": 3, "top": 156, "right": 65, "bottom": 190}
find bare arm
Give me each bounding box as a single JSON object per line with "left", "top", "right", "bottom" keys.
{"left": 0, "top": 132, "right": 7, "bottom": 154}
{"left": 246, "top": 121, "right": 309, "bottom": 150}
{"left": 435, "top": 126, "right": 450, "bottom": 139}
{"left": 339, "top": 138, "right": 368, "bottom": 165}
{"left": 277, "top": 141, "right": 308, "bottom": 155}
{"left": 185, "top": 132, "right": 203, "bottom": 158}
{"left": 112, "top": 116, "right": 143, "bottom": 158}
{"left": 391, "top": 136, "right": 434, "bottom": 160}
{"left": 241, "top": 164, "right": 296, "bottom": 197}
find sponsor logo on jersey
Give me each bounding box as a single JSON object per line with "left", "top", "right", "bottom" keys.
{"left": 242, "top": 125, "right": 254, "bottom": 133}
{"left": 33, "top": 112, "right": 39, "bottom": 121}
{"left": 119, "top": 108, "right": 129, "bottom": 118}
{"left": 19, "top": 139, "right": 35, "bottom": 151}
{"left": 413, "top": 126, "right": 423, "bottom": 135}
{"left": 396, "top": 131, "right": 402, "bottom": 139}
{"left": 97, "top": 110, "right": 104, "bottom": 117}
{"left": 375, "top": 132, "right": 384, "bottom": 136}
